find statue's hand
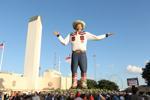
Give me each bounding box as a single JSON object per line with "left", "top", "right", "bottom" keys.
{"left": 53, "top": 32, "right": 59, "bottom": 36}
{"left": 107, "top": 32, "right": 114, "bottom": 37}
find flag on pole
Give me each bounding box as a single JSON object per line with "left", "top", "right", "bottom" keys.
{"left": 0, "top": 42, "right": 4, "bottom": 71}
{"left": 0, "top": 43, "right": 4, "bottom": 49}
{"left": 65, "top": 55, "right": 71, "bottom": 64}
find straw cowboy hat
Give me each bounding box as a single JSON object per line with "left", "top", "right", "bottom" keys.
{"left": 73, "top": 20, "right": 86, "bottom": 29}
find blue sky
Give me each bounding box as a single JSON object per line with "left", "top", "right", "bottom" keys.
{"left": 0, "top": 0, "right": 150, "bottom": 89}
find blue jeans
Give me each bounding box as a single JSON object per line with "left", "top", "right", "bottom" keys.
{"left": 71, "top": 52, "right": 87, "bottom": 74}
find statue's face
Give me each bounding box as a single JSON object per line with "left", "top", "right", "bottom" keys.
{"left": 75, "top": 23, "right": 83, "bottom": 31}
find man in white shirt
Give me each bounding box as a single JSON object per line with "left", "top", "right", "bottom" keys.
{"left": 54, "top": 20, "right": 113, "bottom": 89}
{"left": 32, "top": 92, "right": 40, "bottom": 100}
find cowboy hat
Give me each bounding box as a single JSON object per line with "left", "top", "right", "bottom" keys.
{"left": 73, "top": 20, "right": 86, "bottom": 29}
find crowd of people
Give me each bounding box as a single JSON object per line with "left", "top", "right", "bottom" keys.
{"left": 0, "top": 88, "right": 150, "bottom": 100}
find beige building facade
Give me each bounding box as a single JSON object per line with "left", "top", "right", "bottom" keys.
{"left": 0, "top": 69, "right": 71, "bottom": 91}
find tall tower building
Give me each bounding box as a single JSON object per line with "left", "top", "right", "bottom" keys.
{"left": 24, "top": 16, "right": 42, "bottom": 90}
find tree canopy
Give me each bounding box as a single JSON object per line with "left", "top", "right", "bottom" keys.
{"left": 142, "top": 61, "right": 150, "bottom": 86}
{"left": 78, "top": 79, "right": 119, "bottom": 90}
{"left": 97, "top": 79, "right": 119, "bottom": 91}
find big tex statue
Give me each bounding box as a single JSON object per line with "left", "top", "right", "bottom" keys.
{"left": 54, "top": 20, "right": 113, "bottom": 89}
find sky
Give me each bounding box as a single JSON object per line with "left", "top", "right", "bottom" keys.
{"left": 0, "top": 0, "right": 150, "bottom": 89}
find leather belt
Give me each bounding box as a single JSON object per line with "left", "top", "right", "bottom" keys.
{"left": 73, "top": 50, "right": 86, "bottom": 53}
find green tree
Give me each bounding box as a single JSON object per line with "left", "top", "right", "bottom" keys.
{"left": 142, "top": 61, "right": 150, "bottom": 86}
{"left": 87, "top": 79, "right": 97, "bottom": 89}
{"left": 97, "top": 79, "right": 119, "bottom": 91}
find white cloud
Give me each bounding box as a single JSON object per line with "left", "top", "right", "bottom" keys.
{"left": 145, "top": 60, "right": 150, "bottom": 64}
{"left": 127, "top": 65, "right": 143, "bottom": 74}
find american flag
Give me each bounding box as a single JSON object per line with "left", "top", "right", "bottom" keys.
{"left": 65, "top": 55, "right": 71, "bottom": 64}
{"left": 0, "top": 43, "right": 4, "bottom": 49}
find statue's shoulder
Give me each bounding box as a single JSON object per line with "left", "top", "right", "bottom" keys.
{"left": 70, "top": 32, "right": 76, "bottom": 36}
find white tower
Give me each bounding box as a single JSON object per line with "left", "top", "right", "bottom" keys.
{"left": 24, "top": 16, "right": 42, "bottom": 90}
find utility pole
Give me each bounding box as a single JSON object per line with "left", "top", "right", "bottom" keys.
{"left": 93, "top": 54, "right": 97, "bottom": 81}
{"left": 53, "top": 52, "right": 57, "bottom": 70}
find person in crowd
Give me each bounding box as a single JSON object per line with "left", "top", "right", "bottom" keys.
{"left": 32, "top": 92, "right": 40, "bottom": 100}
{"left": 74, "top": 91, "right": 82, "bottom": 100}
{"left": 129, "top": 85, "right": 141, "bottom": 100}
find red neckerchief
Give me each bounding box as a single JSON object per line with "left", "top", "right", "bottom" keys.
{"left": 70, "top": 31, "right": 86, "bottom": 36}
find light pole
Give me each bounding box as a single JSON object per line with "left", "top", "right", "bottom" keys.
{"left": 93, "top": 54, "right": 97, "bottom": 81}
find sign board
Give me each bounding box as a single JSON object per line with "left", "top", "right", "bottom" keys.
{"left": 127, "top": 78, "right": 139, "bottom": 86}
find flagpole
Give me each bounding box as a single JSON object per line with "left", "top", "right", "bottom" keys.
{"left": 58, "top": 56, "right": 61, "bottom": 73}
{"left": 0, "top": 43, "right": 5, "bottom": 71}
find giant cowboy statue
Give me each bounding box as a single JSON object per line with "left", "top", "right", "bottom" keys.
{"left": 53, "top": 20, "right": 113, "bottom": 89}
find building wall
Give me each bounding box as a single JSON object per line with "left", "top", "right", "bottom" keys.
{"left": 0, "top": 70, "right": 72, "bottom": 91}
{"left": 39, "top": 70, "right": 62, "bottom": 90}
{"left": 0, "top": 72, "right": 28, "bottom": 91}
{"left": 60, "top": 76, "right": 72, "bottom": 90}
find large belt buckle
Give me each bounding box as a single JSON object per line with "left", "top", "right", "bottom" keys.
{"left": 76, "top": 50, "right": 81, "bottom": 53}
{"left": 75, "top": 50, "right": 84, "bottom": 54}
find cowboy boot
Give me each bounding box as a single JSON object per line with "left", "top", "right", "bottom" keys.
{"left": 71, "top": 73, "right": 77, "bottom": 89}
{"left": 81, "top": 73, "right": 87, "bottom": 89}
